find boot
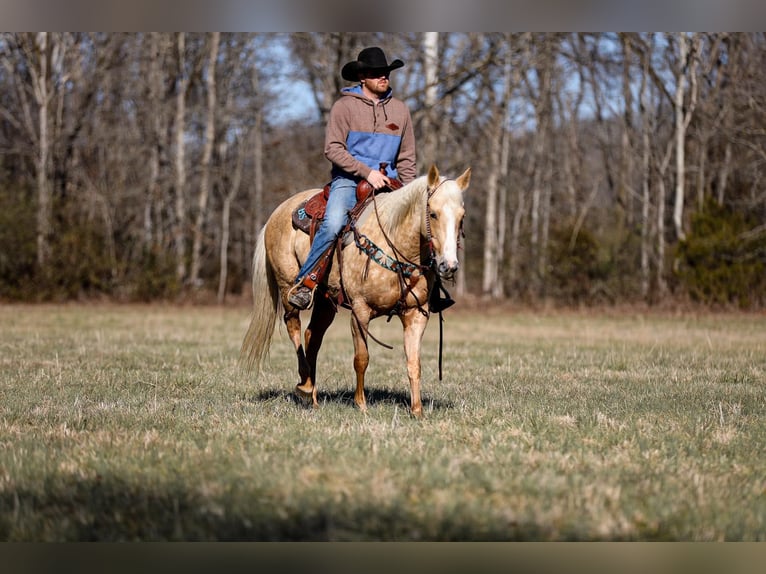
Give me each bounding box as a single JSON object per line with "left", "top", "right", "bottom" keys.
{"left": 287, "top": 283, "right": 314, "bottom": 310}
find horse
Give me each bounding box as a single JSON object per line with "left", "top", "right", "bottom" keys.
{"left": 240, "top": 164, "right": 471, "bottom": 417}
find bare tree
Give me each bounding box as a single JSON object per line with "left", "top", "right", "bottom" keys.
{"left": 671, "top": 32, "right": 701, "bottom": 242}
{"left": 4, "top": 33, "right": 60, "bottom": 270}
{"left": 420, "top": 32, "right": 439, "bottom": 170}
{"left": 289, "top": 33, "right": 373, "bottom": 124}
{"left": 639, "top": 43, "right": 653, "bottom": 300}
{"left": 190, "top": 32, "right": 220, "bottom": 287}
{"left": 2, "top": 32, "right": 765, "bottom": 306}
{"left": 521, "top": 34, "right": 559, "bottom": 297}
{"left": 480, "top": 34, "right": 515, "bottom": 299}
{"left": 173, "top": 32, "right": 191, "bottom": 283}
{"left": 217, "top": 136, "right": 245, "bottom": 303}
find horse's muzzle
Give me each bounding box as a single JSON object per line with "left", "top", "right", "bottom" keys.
{"left": 437, "top": 260, "right": 459, "bottom": 281}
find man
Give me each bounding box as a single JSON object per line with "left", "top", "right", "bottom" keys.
{"left": 288, "top": 46, "right": 417, "bottom": 310}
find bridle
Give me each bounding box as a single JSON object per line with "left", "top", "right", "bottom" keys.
{"left": 423, "top": 178, "right": 447, "bottom": 267}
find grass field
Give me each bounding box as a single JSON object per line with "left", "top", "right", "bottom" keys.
{"left": 0, "top": 303, "right": 764, "bottom": 541}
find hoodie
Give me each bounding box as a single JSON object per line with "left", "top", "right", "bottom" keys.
{"left": 324, "top": 84, "right": 417, "bottom": 184}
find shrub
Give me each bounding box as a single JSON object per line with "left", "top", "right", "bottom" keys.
{"left": 0, "top": 186, "right": 37, "bottom": 300}
{"left": 676, "top": 199, "right": 766, "bottom": 308}
{"left": 547, "top": 223, "right": 609, "bottom": 305}
{"left": 131, "top": 246, "right": 181, "bottom": 301}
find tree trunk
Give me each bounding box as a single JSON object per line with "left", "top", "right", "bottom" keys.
{"left": 144, "top": 33, "right": 163, "bottom": 248}
{"left": 246, "top": 63, "right": 266, "bottom": 291}
{"left": 672, "top": 32, "right": 700, "bottom": 242}
{"left": 33, "top": 33, "right": 52, "bottom": 270}
{"left": 657, "top": 135, "right": 674, "bottom": 299}
{"left": 672, "top": 33, "right": 688, "bottom": 242}
{"left": 531, "top": 37, "right": 555, "bottom": 298}
{"left": 218, "top": 135, "right": 245, "bottom": 303}
{"left": 173, "top": 32, "right": 189, "bottom": 283}
{"left": 639, "top": 51, "right": 652, "bottom": 301}
{"left": 481, "top": 147, "right": 500, "bottom": 297}
{"left": 491, "top": 35, "right": 514, "bottom": 299}
{"left": 190, "top": 32, "right": 220, "bottom": 287}
{"left": 619, "top": 34, "right": 635, "bottom": 227}
{"left": 420, "top": 32, "right": 439, "bottom": 170}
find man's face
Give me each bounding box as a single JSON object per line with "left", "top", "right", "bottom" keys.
{"left": 361, "top": 70, "right": 390, "bottom": 97}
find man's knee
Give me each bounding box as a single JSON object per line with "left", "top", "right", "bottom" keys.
{"left": 323, "top": 210, "right": 349, "bottom": 233}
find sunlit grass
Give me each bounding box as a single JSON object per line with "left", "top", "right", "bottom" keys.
{"left": 0, "top": 303, "right": 764, "bottom": 540}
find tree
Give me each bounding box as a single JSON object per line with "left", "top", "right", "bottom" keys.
{"left": 1, "top": 32, "right": 765, "bottom": 307}
{"left": 173, "top": 32, "right": 191, "bottom": 283}
{"left": 189, "top": 32, "right": 220, "bottom": 287}
{"left": 671, "top": 32, "right": 701, "bottom": 242}
{"left": 480, "top": 34, "right": 515, "bottom": 299}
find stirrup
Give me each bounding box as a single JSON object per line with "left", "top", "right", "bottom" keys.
{"left": 287, "top": 282, "right": 315, "bottom": 310}
{"left": 429, "top": 281, "right": 455, "bottom": 313}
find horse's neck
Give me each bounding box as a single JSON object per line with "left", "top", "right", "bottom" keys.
{"left": 364, "top": 184, "right": 425, "bottom": 259}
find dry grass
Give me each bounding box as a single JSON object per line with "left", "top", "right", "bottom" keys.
{"left": 0, "top": 303, "right": 764, "bottom": 540}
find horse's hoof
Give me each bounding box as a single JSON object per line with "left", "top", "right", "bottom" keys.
{"left": 295, "top": 382, "right": 313, "bottom": 396}
{"left": 294, "top": 383, "right": 316, "bottom": 406}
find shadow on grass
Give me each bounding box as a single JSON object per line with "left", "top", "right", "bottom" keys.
{"left": 246, "top": 387, "right": 454, "bottom": 412}
{"left": 0, "top": 472, "right": 674, "bottom": 541}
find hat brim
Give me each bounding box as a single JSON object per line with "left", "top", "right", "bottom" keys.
{"left": 341, "top": 59, "right": 404, "bottom": 82}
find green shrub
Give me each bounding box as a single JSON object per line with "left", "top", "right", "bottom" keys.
{"left": 676, "top": 199, "right": 766, "bottom": 308}
{"left": 547, "top": 223, "right": 609, "bottom": 305}
{"left": 131, "top": 246, "right": 181, "bottom": 301}
{"left": 0, "top": 186, "right": 37, "bottom": 300}
{"left": 46, "top": 221, "right": 117, "bottom": 300}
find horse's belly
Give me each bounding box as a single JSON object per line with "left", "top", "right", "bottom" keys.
{"left": 343, "top": 268, "right": 428, "bottom": 313}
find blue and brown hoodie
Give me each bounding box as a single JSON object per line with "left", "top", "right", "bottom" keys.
{"left": 324, "top": 84, "right": 417, "bottom": 184}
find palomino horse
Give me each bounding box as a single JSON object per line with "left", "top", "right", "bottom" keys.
{"left": 240, "top": 164, "right": 471, "bottom": 417}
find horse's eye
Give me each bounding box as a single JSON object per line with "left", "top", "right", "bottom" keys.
{"left": 430, "top": 212, "right": 438, "bottom": 220}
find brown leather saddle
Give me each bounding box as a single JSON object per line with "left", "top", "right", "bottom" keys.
{"left": 292, "top": 178, "right": 402, "bottom": 241}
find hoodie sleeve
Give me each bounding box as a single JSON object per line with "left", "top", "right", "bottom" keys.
{"left": 324, "top": 98, "right": 372, "bottom": 180}
{"left": 395, "top": 105, "right": 417, "bottom": 184}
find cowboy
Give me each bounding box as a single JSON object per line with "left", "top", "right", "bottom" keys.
{"left": 288, "top": 46, "right": 417, "bottom": 310}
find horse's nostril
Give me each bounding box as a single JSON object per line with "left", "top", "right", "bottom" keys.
{"left": 438, "top": 261, "right": 458, "bottom": 276}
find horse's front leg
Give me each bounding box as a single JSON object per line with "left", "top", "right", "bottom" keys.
{"left": 401, "top": 308, "right": 429, "bottom": 417}
{"left": 350, "top": 307, "right": 371, "bottom": 412}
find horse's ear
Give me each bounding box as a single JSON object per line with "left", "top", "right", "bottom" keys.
{"left": 427, "top": 164, "right": 440, "bottom": 187}
{"left": 456, "top": 167, "right": 471, "bottom": 191}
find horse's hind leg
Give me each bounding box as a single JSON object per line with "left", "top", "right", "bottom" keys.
{"left": 296, "top": 298, "right": 335, "bottom": 407}
{"left": 284, "top": 310, "right": 316, "bottom": 407}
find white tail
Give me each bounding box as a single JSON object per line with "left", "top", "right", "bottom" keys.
{"left": 239, "top": 226, "right": 280, "bottom": 372}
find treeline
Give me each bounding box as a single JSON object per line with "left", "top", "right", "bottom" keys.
{"left": 1, "top": 32, "right": 764, "bottom": 307}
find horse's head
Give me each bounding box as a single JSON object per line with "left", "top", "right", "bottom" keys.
{"left": 425, "top": 164, "right": 471, "bottom": 282}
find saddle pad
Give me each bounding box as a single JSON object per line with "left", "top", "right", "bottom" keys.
{"left": 291, "top": 189, "right": 328, "bottom": 234}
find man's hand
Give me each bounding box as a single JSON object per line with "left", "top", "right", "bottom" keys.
{"left": 366, "top": 169, "right": 391, "bottom": 190}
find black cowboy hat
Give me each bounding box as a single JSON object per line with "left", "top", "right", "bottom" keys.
{"left": 341, "top": 47, "right": 404, "bottom": 82}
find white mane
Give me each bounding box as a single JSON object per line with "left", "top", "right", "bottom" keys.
{"left": 368, "top": 175, "right": 433, "bottom": 235}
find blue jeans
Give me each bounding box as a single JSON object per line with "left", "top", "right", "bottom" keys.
{"left": 295, "top": 177, "right": 358, "bottom": 283}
